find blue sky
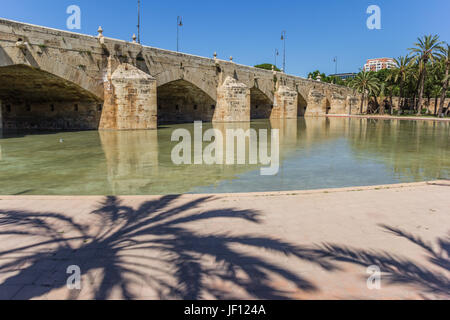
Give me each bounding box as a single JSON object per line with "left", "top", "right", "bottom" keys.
{"left": 1, "top": 0, "right": 449, "bottom": 77}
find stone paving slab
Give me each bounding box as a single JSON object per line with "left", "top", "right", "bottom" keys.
{"left": 0, "top": 181, "right": 449, "bottom": 300}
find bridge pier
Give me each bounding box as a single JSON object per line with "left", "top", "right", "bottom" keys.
{"left": 305, "top": 90, "right": 328, "bottom": 116}
{"left": 328, "top": 92, "right": 347, "bottom": 115}
{"left": 213, "top": 76, "right": 250, "bottom": 122}
{"left": 100, "top": 64, "right": 157, "bottom": 130}
{"left": 271, "top": 85, "right": 298, "bottom": 119}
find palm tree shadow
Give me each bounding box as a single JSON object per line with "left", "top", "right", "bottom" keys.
{"left": 316, "top": 224, "right": 450, "bottom": 298}
{"left": 0, "top": 195, "right": 336, "bottom": 300}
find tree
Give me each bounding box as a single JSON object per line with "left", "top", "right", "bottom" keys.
{"left": 328, "top": 76, "right": 346, "bottom": 86}
{"left": 349, "top": 71, "right": 380, "bottom": 114}
{"left": 425, "top": 61, "right": 445, "bottom": 115}
{"left": 255, "top": 63, "right": 281, "bottom": 72}
{"left": 308, "top": 70, "right": 327, "bottom": 81}
{"left": 385, "top": 81, "right": 398, "bottom": 115}
{"left": 376, "top": 82, "right": 387, "bottom": 114}
{"left": 387, "top": 56, "right": 413, "bottom": 111}
{"left": 409, "top": 35, "right": 444, "bottom": 115}
{"left": 306, "top": 71, "right": 351, "bottom": 86}
{"left": 403, "top": 63, "right": 420, "bottom": 112}
{"left": 437, "top": 44, "right": 449, "bottom": 116}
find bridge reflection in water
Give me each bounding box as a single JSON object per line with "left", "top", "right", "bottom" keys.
{"left": 0, "top": 118, "right": 448, "bottom": 195}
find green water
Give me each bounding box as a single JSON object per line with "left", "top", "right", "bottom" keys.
{"left": 0, "top": 118, "right": 448, "bottom": 195}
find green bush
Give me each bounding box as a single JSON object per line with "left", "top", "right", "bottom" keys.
{"left": 255, "top": 64, "right": 280, "bottom": 72}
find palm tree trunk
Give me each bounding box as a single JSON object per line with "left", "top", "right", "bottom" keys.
{"left": 371, "top": 96, "right": 377, "bottom": 114}
{"left": 417, "top": 67, "right": 427, "bottom": 115}
{"left": 434, "top": 96, "right": 438, "bottom": 116}
{"left": 437, "top": 64, "right": 449, "bottom": 116}
{"left": 389, "top": 95, "right": 393, "bottom": 115}
{"left": 399, "top": 80, "right": 404, "bottom": 113}
{"left": 360, "top": 92, "right": 365, "bottom": 114}
{"left": 377, "top": 97, "right": 384, "bottom": 115}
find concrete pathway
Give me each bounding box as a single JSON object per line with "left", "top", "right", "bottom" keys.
{"left": 0, "top": 181, "right": 449, "bottom": 300}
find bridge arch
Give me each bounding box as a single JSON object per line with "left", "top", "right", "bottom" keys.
{"left": 297, "top": 91, "right": 308, "bottom": 117}
{"left": 155, "top": 70, "right": 217, "bottom": 102}
{"left": 157, "top": 79, "right": 216, "bottom": 124}
{"left": 0, "top": 64, "right": 103, "bottom": 130}
{"left": 250, "top": 87, "right": 273, "bottom": 119}
{"left": 325, "top": 98, "right": 331, "bottom": 115}
{"left": 0, "top": 41, "right": 105, "bottom": 100}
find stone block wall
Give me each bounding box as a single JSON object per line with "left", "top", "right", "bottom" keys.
{"left": 328, "top": 93, "right": 347, "bottom": 115}
{"left": 347, "top": 96, "right": 362, "bottom": 115}
{"left": 271, "top": 85, "right": 298, "bottom": 119}
{"left": 1, "top": 100, "right": 102, "bottom": 130}
{"left": 305, "top": 90, "right": 327, "bottom": 116}
{"left": 100, "top": 64, "right": 157, "bottom": 130}
{"left": 213, "top": 76, "right": 250, "bottom": 122}
{"left": 368, "top": 96, "right": 450, "bottom": 114}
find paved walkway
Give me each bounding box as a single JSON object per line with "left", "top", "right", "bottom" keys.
{"left": 0, "top": 181, "right": 449, "bottom": 300}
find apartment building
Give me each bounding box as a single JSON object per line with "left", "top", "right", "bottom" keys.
{"left": 364, "top": 58, "right": 396, "bottom": 72}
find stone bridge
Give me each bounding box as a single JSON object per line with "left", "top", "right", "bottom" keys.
{"left": 0, "top": 18, "right": 361, "bottom": 130}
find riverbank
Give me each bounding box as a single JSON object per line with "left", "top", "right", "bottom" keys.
{"left": 325, "top": 114, "right": 450, "bottom": 122}
{"left": 0, "top": 181, "right": 449, "bottom": 300}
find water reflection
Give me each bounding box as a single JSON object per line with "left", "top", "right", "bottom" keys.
{"left": 99, "top": 130, "right": 159, "bottom": 194}
{"left": 348, "top": 119, "right": 450, "bottom": 181}
{"left": 270, "top": 118, "right": 298, "bottom": 148}
{"left": 0, "top": 118, "right": 448, "bottom": 195}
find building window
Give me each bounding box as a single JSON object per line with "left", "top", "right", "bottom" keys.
{"left": 175, "top": 105, "right": 179, "bottom": 111}
{"left": 50, "top": 104, "right": 55, "bottom": 112}
{"left": 193, "top": 105, "right": 198, "bottom": 110}
{"left": 6, "top": 105, "right": 11, "bottom": 113}
{"left": 255, "top": 105, "right": 259, "bottom": 109}
{"left": 74, "top": 104, "right": 79, "bottom": 112}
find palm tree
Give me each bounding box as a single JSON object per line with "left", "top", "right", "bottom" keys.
{"left": 350, "top": 71, "right": 380, "bottom": 114}
{"left": 427, "top": 59, "right": 445, "bottom": 115}
{"left": 405, "top": 64, "right": 420, "bottom": 112}
{"left": 387, "top": 56, "right": 412, "bottom": 111}
{"left": 409, "top": 35, "right": 444, "bottom": 115}
{"left": 431, "top": 85, "right": 442, "bottom": 116}
{"left": 384, "top": 82, "right": 396, "bottom": 115}
{"left": 437, "top": 44, "right": 449, "bottom": 116}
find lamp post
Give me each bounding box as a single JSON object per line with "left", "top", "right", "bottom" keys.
{"left": 137, "top": 0, "right": 141, "bottom": 44}
{"left": 275, "top": 49, "right": 279, "bottom": 69}
{"left": 333, "top": 56, "right": 338, "bottom": 74}
{"left": 281, "top": 31, "right": 286, "bottom": 73}
{"left": 333, "top": 56, "right": 338, "bottom": 83}
{"left": 177, "top": 16, "right": 183, "bottom": 52}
